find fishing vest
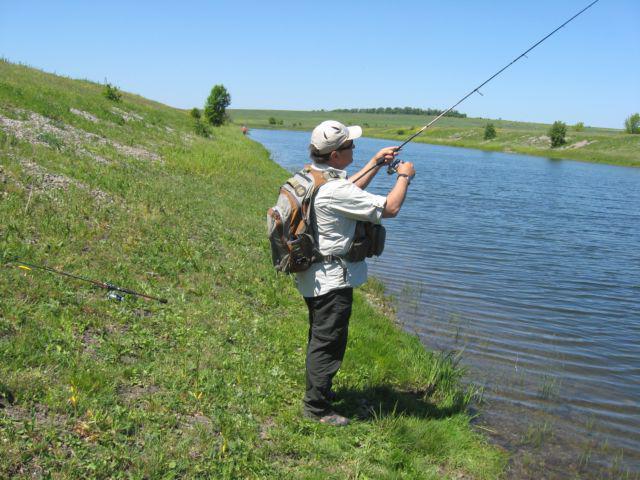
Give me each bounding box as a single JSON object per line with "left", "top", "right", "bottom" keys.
{"left": 267, "top": 165, "right": 385, "bottom": 275}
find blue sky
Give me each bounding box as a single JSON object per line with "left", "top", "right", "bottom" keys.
{"left": 1, "top": 0, "right": 638, "bottom": 128}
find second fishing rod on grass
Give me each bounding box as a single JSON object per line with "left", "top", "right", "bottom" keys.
{"left": 9, "top": 259, "right": 168, "bottom": 304}
{"left": 349, "top": 0, "right": 601, "bottom": 185}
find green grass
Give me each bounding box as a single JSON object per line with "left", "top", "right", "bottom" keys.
{"left": 230, "top": 109, "right": 640, "bottom": 168}
{"left": 0, "top": 60, "right": 506, "bottom": 478}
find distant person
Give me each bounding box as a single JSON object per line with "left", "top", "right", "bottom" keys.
{"left": 297, "top": 120, "right": 415, "bottom": 425}
{"left": 241, "top": 125, "right": 248, "bottom": 135}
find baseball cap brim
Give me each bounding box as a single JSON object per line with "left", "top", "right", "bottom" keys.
{"left": 346, "top": 125, "right": 362, "bottom": 141}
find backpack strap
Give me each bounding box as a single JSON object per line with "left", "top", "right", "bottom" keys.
{"left": 304, "top": 166, "right": 348, "bottom": 280}
{"left": 303, "top": 165, "right": 341, "bottom": 224}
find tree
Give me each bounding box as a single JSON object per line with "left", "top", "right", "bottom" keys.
{"left": 624, "top": 113, "right": 640, "bottom": 134}
{"left": 204, "top": 85, "right": 231, "bottom": 126}
{"left": 190, "top": 108, "right": 201, "bottom": 120}
{"left": 484, "top": 123, "right": 497, "bottom": 140}
{"left": 548, "top": 121, "right": 567, "bottom": 148}
{"left": 268, "top": 117, "right": 277, "bottom": 125}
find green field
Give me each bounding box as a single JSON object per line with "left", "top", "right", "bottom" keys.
{"left": 0, "top": 60, "right": 507, "bottom": 478}
{"left": 230, "top": 109, "right": 640, "bottom": 168}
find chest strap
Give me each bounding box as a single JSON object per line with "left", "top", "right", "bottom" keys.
{"left": 317, "top": 254, "right": 348, "bottom": 282}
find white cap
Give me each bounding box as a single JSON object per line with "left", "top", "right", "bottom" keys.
{"left": 310, "top": 120, "right": 362, "bottom": 155}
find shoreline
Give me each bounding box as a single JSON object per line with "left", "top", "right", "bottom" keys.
{"left": 230, "top": 112, "right": 640, "bottom": 168}
{"left": 365, "top": 131, "right": 640, "bottom": 168}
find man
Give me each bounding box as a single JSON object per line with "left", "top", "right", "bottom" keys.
{"left": 298, "top": 120, "right": 415, "bottom": 426}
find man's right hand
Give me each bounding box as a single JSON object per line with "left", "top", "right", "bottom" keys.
{"left": 396, "top": 161, "right": 415, "bottom": 178}
{"left": 383, "top": 160, "right": 415, "bottom": 218}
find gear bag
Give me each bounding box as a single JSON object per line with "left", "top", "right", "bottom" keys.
{"left": 345, "top": 221, "right": 386, "bottom": 262}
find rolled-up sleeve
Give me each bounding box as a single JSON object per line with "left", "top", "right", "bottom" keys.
{"left": 327, "top": 181, "right": 387, "bottom": 224}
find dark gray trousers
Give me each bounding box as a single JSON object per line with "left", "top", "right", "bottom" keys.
{"left": 303, "top": 287, "right": 353, "bottom": 417}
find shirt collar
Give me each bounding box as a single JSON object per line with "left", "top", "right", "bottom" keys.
{"left": 311, "top": 162, "right": 348, "bottom": 179}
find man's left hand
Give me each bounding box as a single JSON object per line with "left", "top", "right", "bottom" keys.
{"left": 375, "top": 147, "right": 399, "bottom": 165}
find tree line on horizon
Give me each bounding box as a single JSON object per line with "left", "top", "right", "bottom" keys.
{"left": 329, "top": 107, "right": 467, "bottom": 118}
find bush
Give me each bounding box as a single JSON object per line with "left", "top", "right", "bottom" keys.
{"left": 548, "top": 121, "right": 567, "bottom": 148}
{"left": 103, "top": 82, "right": 122, "bottom": 102}
{"left": 397, "top": 129, "right": 405, "bottom": 135}
{"left": 574, "top": 122, "right": 585, "bottom": 132}
{"left": 190, "top": 108, "right": 201, "bottom": 120}
{"left": 484, "top": 123, "right": 497, "bottom": 140}
{"left": 268, "top": 117, "right": 277, "bottom": 125}
{"left": 624, "top": 113, "right": 640, "bottom": 134}
{"left": 204, "top": 84, "right": 231, "bottom": 126}
{"left": 193, "top": 120, "right": 211, "bottom": 138}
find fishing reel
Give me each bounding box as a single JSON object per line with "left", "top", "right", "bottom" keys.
{"left": 107, "top": 290, "right": 124, "bottom": 302}
{"left": 387, "top": 158, "right": 403, "bottom": 175}
{"left": 385, "top": 144, "right": 407, "bottom": 175}
{"left": 386, "top": 157, "right": 415, "bottom": 183}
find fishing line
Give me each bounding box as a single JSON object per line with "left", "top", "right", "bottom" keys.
{"left": 350, "top": 0, "right": 601, "bottom": 184}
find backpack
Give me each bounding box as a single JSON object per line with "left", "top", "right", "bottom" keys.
{"left": 267, "top": 165, "right": 340, "bottom": 274}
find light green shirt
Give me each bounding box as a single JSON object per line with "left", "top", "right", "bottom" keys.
{"left": 295, "top": 163, "right": 387, "bottom": 298}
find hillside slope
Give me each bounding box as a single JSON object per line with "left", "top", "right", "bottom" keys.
{"left": 0, "top": 61, "right": 505, "bottom": 479}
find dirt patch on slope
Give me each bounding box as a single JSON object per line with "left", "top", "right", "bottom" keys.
{"left": 563, "top": 139, "right": 596, "bottom": 149}
{"left": 111, "top": 106, "right": 144, "bottom": 122}
{"left": 0, "top": 109, "right": 161, "bottom": 163}
{"left": 525, "top": 135, "right": 551, "bottom": 147}
{"left": 70, "top": 108, "right": 99, "bottom": 123}
{"left": 20, "top": 159, "right": 113, "bottom": 204}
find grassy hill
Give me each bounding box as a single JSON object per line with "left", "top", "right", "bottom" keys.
{"left": 0, "top": 60, "right": 505, "bottom": 478}
{"left": 230, "top": 109, "right": 640, "bottom": 168}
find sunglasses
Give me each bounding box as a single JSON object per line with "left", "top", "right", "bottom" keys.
{"left": 336, "top": 141, "right": 355, "bottom": 151}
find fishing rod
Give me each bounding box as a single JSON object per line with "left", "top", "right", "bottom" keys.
{"left": 350, "top": 0, "right": 601, "bottom": 184}
{"left": 9, "top": 259, "right": 168, "bottom": 304}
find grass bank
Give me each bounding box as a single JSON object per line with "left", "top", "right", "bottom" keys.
{"left": 230, "top": 109, "right": 640, "bottom": 168}
{"left": 0, "top": 60, "right": 505, "bottom": 478}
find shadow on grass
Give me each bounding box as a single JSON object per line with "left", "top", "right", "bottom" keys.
{"left": 333, "top": 385, "right": 466, "bottom": 421}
